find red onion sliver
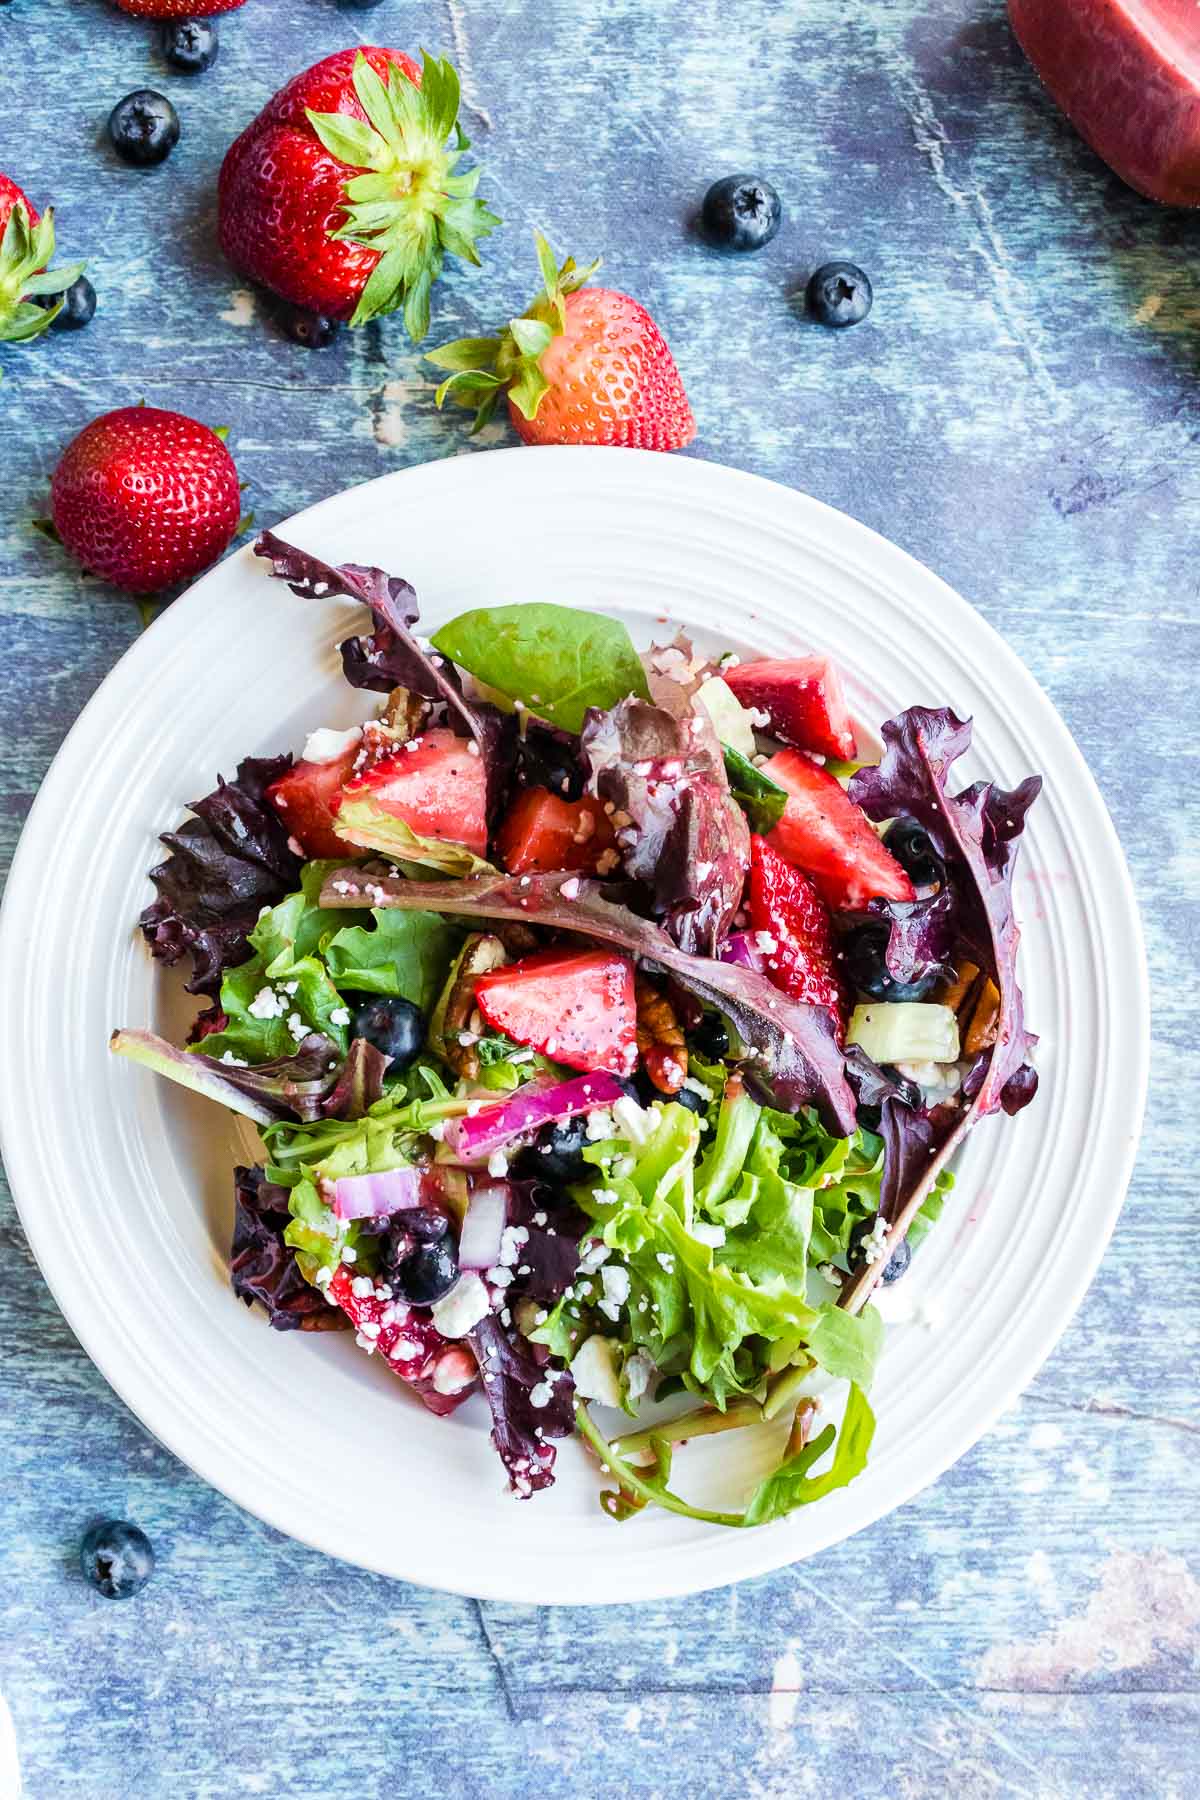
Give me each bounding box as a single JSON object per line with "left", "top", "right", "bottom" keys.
{"left": 332, "top": 1166, "right": 423, "bottom": 1221}
{"left": 443, "top": 1071, "right": 628, "bottom": 1166}
{"left": 458, "top": 1181, "right": 510, "bottom": 1270}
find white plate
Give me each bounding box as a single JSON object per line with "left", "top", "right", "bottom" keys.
{"left": 0, "top": 447, "right": 1148, "bottom": 1604}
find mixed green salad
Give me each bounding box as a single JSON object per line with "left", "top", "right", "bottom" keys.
{"left": 113, "top": 528, "right": 1040, "bottom": 1526}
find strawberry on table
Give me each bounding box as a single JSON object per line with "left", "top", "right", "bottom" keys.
{"left": 724, "top": 655, "right": 858, "bottom": 761}
{"left": 49, "top": 407, "right": 241, "bottom": 593}
{"left": 474, "top": 948, "right": 639, "bottom": 1076}
{"left": 495, "top": 788, "right": 618, "bottom": 877}
{"left": 764, "top": 748, "right": 915, "bottom": 913}
{"left": 0, "top": 175, "right": 86, "bottom": 352}
{"left": 218, "top": 48, "right": 498, "bottom": 339}
{"left": 748, "top": 835, "right": 845, "bottom": 1031}
{"left": 428, "top": 232, "right": 696, "bottom": 449}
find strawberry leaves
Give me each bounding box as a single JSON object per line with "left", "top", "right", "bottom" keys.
{"left": 304, "top": 51, "right": 499, "bottom": 341}
{"left": 427, "top": 231, "right": 600, "bottom": 431}
{"left": 0, "top": 200, "right": 86, "bottom": 352}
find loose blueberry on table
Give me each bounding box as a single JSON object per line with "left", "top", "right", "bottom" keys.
{"left": 274, "top": 300, "right": 340, "bottom": 349}
{"left": 160, "top": 20, "right": 220, "bottom": 74}
{"left": 108, "top": 91, "right": 180, "bottom": 167}
{"left": 806, "top": 260, "right": 873, "bottom": 328}
{"left": 39, "top": 275, "right": 96, "bottom": 331}
{"left": 701, "top": 175, "right": 783, "bottom": 252}
{"left": 80, "top": 1520, "right": 155, "bottom": 1599}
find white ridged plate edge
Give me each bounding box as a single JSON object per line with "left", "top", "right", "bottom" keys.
{"left": 0, "top": 447, "right": 1148, "bottom": 1604}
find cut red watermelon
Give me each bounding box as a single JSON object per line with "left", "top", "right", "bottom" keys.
{"left": 765, "top": 748, "right": 914, "bottom": 912}
{"left": 474, "top": 948, "right": 638, "bottom": 1076}
{"left": 335, "top": 728, "right": 488, "bottom": 856}
{"left": 495, "top": 787, "right": 618, "bottom": 876}
{"left": 724, "top": 656, "right": 858, "bottom": 761}
{"left": 265, "top": 741, "right": 361, "bottom": 860}
{"left": 747, "top": 835, "right": 845, "bottom": 1032}
{"left": 327, "top": 1263, "right": 478, "bottom": 1418}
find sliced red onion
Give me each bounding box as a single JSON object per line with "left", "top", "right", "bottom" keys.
{"left": 443, "top": 1070, "right": 628, "bottom": 1166}
{"left": 332, "top": 1166, "right": 423, "bottom": 1221}
{"left": 720, "top": 930, "right": 765, "bottom": 973}
{"left": 458, "top": 1181, "right": 510, "bottom": 1270}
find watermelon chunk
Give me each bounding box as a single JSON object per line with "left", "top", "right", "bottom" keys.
{"left": 765, "top": 748, "right": 914, "bottom": 912}
{"left": 327, "top": 1263, "right": 478, "bottom": 1418}
{"left": 474, "top": 948, "right": 638, "bottom": 1076}
{"left": 496, "top": 787, "right": 618, "bottom": 876}
{"left": 335, "top": 728, "right": 488, "bottom": 857}
{"left": 265, "top": 741, "right": 361, "bottom": 860}
{"left": 725, "top": 656, "right": 858, "bottom": 761}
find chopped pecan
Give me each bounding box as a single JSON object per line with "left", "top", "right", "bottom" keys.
{"left": 381, "top": 685, "right": 432, "bottom": 741}
{"left": 936, "top": 959, "right": 981, "bottom": 1015}
{"left": 432, "top": 933, "right": 510, "bottom": 1079}
{"left": 635, "top": 975, "right": 688, "bottom": 1093}
{"left": 963, "top": 976, "right": 1000, "bottom": 1056}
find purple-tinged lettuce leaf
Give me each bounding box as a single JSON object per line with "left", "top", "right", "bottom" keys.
{"left": 849, "top": 707, "right": 1040, "bottom": 1118}
{"left": 581, "top": 696, "right": 749, "bottom": 956}
{"left": 139, "top": 754, "right": 302, "bottom": 998}
{"left": 318, "top": 867, "right": 857, "bottom": 1135}
{"left": 507, "top": 1180, "right": 588, "bottom": 1304}
{"left": 231, "top": 1165, "right": 348, "bottom": 1332}
{"left": 467, "top": 1313, "right": 575, "bottom": 1497}
{"left": 253, "top": 531, "right": 516, "bottom": 822}
{"left": 319, "top": 1038, "right": 391, "bottom": 1121}
{"left": 868, "top": 887, "right": 958, "bottom": 989}
{"left": 110, "top": 1027, "right": 342, "bottom": 1125}
{"left": 835, "top": 707, "right": 1041, "bottom": 1311}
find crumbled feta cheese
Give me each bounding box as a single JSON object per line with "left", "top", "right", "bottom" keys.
{"left": 486, "top": 1265, "right": 514, "bottom": 1289}
{"left": 286, "top": 1011, "right": 307, "bottom": 1042}
{"left": 487, "top": 1150, "right": 509, "bottom": 1178}
{"left": 528, "top": 1380, "right": 554, "bottom": 1409}
{"left": 331, "top": 879, "right": 355, "bottom": 895}
{"left": 498, "top": 1224, "right": 528, "bottom": 1267}
{"left": 427, "top": 1120, "right": 445, "bottom": 1142}
{"left": 598, "top": 1263, "right": 631, "bottom": 1321}
{"left": 560, "top": 876, "right": 581, "bottom": 900}
{"left": 431, "top": 1273, "right": 491, "bottom": 1337}
{"left": 248, "top": 986, "right": 286, "bottom": 1020}
{"left": 340, "top": 1246, "right": 357, "bottom": 1265}
{"left": 350, "top": 1275, "right": 375, "bottom": 1299}
{"left": 612, "top": 1095, "right": 656, "bottom": 1146}
{"left": 655, "top": 1251, "right": 676, "bottom": 1273}
{"left": 577, "top": 1239, "right": 611, "bottom": 1275}
{"left": 330, "top": 1007, "right": 351, "bottom": 1028}
{"left": 301, "top": 723, "right": 363, "bottom": 766}
{"left": 219, "top": 1051, "right": 248, "bottom": 1068}
{"left": 754, "top": 931, "right": 778, "bottom": 954}
{"left": 624, "top": 1349, "right": 656, "bottom": 1402}
{"left": 585, "top": 1107, "right": 616, "bottom": 1142}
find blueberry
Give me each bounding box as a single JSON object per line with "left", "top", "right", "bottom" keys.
{"left": 516, "top": 1114, "right": 588, "bottom": 1185}
{"left": 841, "top": 921, "right": 936, "bottom": 1003}
{"left": 885, "top": 818, "right": 945, "bottom": 889}
{"left": 849, "top": 1218, "right": 911, "bottom": 1284}
{"left": 348, "top": 995, "right": 423, "bottom": 1067}
{"left": 688, "top": 1013, "right": 729, "bottom": 1060}
{"left": 387, "top": 1215, "right": 459, "bottom": 1305}
{"left": 108, "top": 90, "right": 180, "bottom": 167}
{"left": 806, "top": 260, "right": 873, "bottom": 328}
{"left": 39, "top": 276, "right": 96, "bottom": 331}
{"left": 275, "top": 300, "right": 339, "bottom": 350}
{"left": 518, "top": 726, "right": 584, "bottom": 801}
{"left": 160, "top": 20, "right": 219, "bottom": 73}
{"left": 702, "top": 175, "right": 782, "bottom": 253}
{"left": 671, "top": 1084, "right": 706, "bottom": 1114}
{"left": 80, "top": 1520, "right": 155, "bottom": 1599}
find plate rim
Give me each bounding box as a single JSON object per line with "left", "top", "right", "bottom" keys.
{"left": 0, "top": 445, "right": 1150, "bottom": 1603}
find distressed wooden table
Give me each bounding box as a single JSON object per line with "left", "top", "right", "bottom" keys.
{"left": 2, "top": 1, "right": 1196, "bottom": 1795}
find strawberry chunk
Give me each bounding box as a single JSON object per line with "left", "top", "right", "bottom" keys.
{"left": 336, "top": 728, "right": 488, "bottom": 856}
{"left": 496, "top": 788, "right": 618, "bottom": 876}
{"left": 724, "top": 656, "right": 857, "bottom": 761}
{"left": 266, "top": 742, "right": 361, "bottom": 860}
{"left": 327, "top": 1264, "right": 478, "bottom": 1418}
{"left": 748, "top": 836, "right": 845, "bottom": 1032}
{"left": 765, "top": 749, "right": 915, "bottom": 912}
{"left": 474, "top": 949, "right": 638, "bottom": 1076}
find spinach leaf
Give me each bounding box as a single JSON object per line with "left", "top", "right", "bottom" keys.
{"left": 431, "top": 603, "right": 650, "bottom": 732}
{"left": 723, "top": 745, "right": 788, "bottom": 833}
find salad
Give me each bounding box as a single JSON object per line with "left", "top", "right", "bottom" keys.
{"left": 112, "top": 529, "right": 1041, "bottom": 1528}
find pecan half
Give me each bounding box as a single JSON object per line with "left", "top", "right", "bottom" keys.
{"left": 635, "top": 975, "right": 688, "bottom": 1093}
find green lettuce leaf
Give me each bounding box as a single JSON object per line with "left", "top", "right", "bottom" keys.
{"left": 335, "top": 797, "right": 495, "bottom": 876}
{"left": 322, "top": 909, "right": 459, "bottom": 1010}
{"left": 741, "top": 1382, "right": 876, "bottom": 1524}
{"left": 723, "top": 745, "right": 788, "bottom": 833}
{"left": 430, "top": 602, "right": 651, "bottom": 732}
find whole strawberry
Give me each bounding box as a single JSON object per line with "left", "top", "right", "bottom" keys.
{"left": 50, "top": 408, "right": 242, "bottom": 593}
{"left": 218, "top": 48, "right": 498, "bottom": 339}
{"left": 114, "top": 1, "right": 245, "bottom": 13}
{"left": 0, "top": 175, "right": 86, "bottom": 358}
{"left": 428, "top": 233, "right": 696, "bottom": 450}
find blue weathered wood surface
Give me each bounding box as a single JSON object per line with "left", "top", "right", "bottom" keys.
{"left": 1, "top": 0, "right": 1197, "bottom": 1795}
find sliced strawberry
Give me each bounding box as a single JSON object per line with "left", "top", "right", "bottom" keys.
{"left": 266, "top": 741, "right": 361, "bottom": 860}
{"left": 748, "top": 836, "right": 845, "bottom": 1032}
{"left": 328, "top": 1264, "right": 478, "bottom": 1418}
{"left": 336, "top": 728, "right": 487, "bottom": 855}
{"left": 496, "top": 788, "right": 618, "bottom": 876}
{"left": 474, "top": 949, "right": 638, "bottom": 1076}
{"left": 724, "top": 656, "right": 857, "bottom": 761}
{"left": 765, "top": 748, "right": 915, "bottom": 912}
